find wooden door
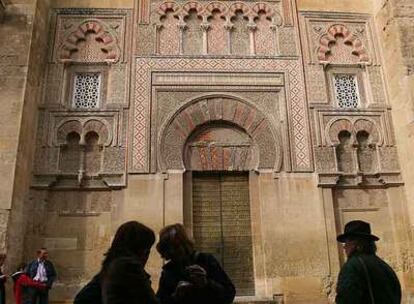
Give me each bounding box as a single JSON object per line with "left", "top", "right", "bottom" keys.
{"left": 192, "top": 172, "right": 255, "bottom": 296}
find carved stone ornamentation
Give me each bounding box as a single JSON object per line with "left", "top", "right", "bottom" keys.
{"left": 33, "top": 111, "right": 127, "bottom": 189}
{"left": 159, "top": 96, "right": 281, "bottom": 171}
{"left": 51, "top": 9, "right": 132, "bottom": 63}
{"left": 317, "top": 24, "right": 369, "bottom": 64}
{"left": 299, "top": 12, "right": 379, "bottom": 65}
{"left": 132, "top": 57, "right": 312, "bottom": 173}
{"left": 154, "top": 1, "right": 285, "bottom": 56}
{"left": 313, "top": 112, "right": 402, "bottom": 186}
{"left": 59, "top": 20, "right": 121, "bottom": 63}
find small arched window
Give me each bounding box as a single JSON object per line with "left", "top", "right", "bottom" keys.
{"left": 59, "top": 132, "right": 82, "bottom": 174}
{"left": 336, "top": 130, "right": 354, "bottom": 173}
{"left": 85, "top": 131, "right": 102, "bottom": 175}
{"left": 356, "top": 131, "right": 376, "bottom": 173}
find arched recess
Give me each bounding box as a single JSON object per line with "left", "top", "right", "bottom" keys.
{"left": 59, "top": 20, "right": 120, "bottom": 63}
{"left": 158, "top": 95, "right": 281, "bottom": 172}
{"left": 317, "top": 24, "right": 369, "bottom": 63}
{"left": 184, "top": 122, "right": 259, "bottom": 171}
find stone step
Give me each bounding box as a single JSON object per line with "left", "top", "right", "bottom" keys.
{"left": 234, "top": 302, "right": 278, "bottom": 304}
{"left": 234, "top": 297, "right": 282, "bottom": 304}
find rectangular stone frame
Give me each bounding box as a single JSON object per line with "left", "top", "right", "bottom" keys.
{"left": 130, "top": 57, "right": 313, "bottom": 173}
{"left": 148, "top": 71, "right": 289, "bottom": 173}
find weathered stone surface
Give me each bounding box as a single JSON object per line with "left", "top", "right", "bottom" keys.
{"left": 1, "top": 0, "right": 414, "bottom": 303}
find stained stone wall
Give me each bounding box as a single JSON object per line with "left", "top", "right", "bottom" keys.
{"left": 0, "top": 0, "right": 52, "bottom": 274}
{"left": 374, "top": 0, "right": 414, "bottom": 274}
{"left": 1, "top": 0, "right": 414, "bottom": 303}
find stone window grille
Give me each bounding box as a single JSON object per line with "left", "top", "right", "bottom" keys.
{"left": 72, "top": 73, "right": 101, "bottom": 109}
{"left": 333, "top": 74, "right": 360, "bottom": 108}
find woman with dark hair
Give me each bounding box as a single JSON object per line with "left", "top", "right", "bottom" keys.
{"left": 74, "top": 221, "right": 159, "bottom": 304}
{"left": 336, "top": 220, "right": 401, "bottom": 304}
{"left": 156, "top": 223, "right": 235, "bottom": 304}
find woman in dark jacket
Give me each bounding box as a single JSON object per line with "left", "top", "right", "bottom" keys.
{"left": 156, "top": 223, "right": 236, "bottom": 304}
{"left": 74, "top": 221, "right": 159, "bottom": 304}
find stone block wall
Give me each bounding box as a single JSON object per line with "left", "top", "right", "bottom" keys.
{"left": 0, "top": 0, "right": 52, "bottom": 273}
{"left": 375, "top": 0, "right": 414, "bottom": 237}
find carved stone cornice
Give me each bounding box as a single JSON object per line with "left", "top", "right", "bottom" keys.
{"left": 318, "top": 172, "right": 403, "bottom": 188}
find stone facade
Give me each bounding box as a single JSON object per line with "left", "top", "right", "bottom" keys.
{"left": 0, "top": 0, "right": 414, "bottom": 303}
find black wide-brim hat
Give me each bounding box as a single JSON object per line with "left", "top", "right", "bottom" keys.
{"left": 337, "top": 220, "right": 380, "bottom": 243}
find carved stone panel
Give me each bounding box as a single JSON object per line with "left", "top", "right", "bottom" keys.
{"left": 313, "top": 109, "right": 402, "bottom": 186}
{"left": 159, "top": 96, "right": 280, "bottom": 171}
{"left": 33, "top": 110, "right": 127, "bottom": 189}
{"left": 145, "top": 1, "right": 292, "bottom": 57}
{"left": 132, "top": 57, "right": 312, "bottom": 173}
{"left": 299, "top": 12, "right": 387, "bottom": 108}
{"left": 50, "top": 9, "right": 132, "bottom": 64}
{"left": 185, "top": 125, "right": 257, "bottom": 171}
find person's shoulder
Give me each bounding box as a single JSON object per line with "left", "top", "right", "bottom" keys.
{"left": 161, "top": 260, "right": 175, "bottom": 272}
{"left": 196, "top": 252, "right": 220, "bottom": 266}
{"left": 27, "top": 260, "right": 37, "bottom": 268}
{"left": 341, "top": 255, "right": 364, "bottom": 272}
{"left": 197, "top": 252, "right": 216, "bottom": 260}
{"left": 108, "top": 255, "right": 143, "bottom": 274}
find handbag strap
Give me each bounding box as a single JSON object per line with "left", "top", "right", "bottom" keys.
{"left": 357, "top": 256, "right": 375, "bottom": 304}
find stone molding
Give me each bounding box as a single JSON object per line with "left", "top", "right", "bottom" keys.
{"left": 131, "top": 57, "right": 312, "bottom": 173}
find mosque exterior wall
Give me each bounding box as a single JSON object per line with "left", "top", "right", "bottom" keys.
{"left": 0, "top": 0, "right": 413, "bottom": 303}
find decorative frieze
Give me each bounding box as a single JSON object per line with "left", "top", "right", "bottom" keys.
{"left": 139, "top": 1, "right": 295, "bottom": 56}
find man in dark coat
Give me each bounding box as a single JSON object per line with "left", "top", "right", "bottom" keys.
{"left": 336, "top": 220, "right": 401, "bottom": 304}
{"left": 26, "top": 248, "right": 57, "bottom": 304}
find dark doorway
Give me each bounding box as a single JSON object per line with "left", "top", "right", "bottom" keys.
{"left": 192, "top": 172, "right": 255, "bottom": 296}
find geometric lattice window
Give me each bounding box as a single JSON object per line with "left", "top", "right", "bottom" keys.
{"left": 333, "top": 74, "right": 360, "bottom": 108}
{"left": 72, "top": 73, "right": 101, "bottom": 109}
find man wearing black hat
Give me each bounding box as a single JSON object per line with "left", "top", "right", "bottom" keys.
{"left": 336, "top": 220, "right": 401, "bottom": 304}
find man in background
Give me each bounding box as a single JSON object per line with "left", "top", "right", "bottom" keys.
{"left": 27, "top": 248, "right": 57, "bottom": 304}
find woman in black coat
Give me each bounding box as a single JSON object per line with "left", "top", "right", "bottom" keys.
{"left": 156, "top": 224, "right": 236, "bottom": 304}
{"left": 74, "top": 221, "right": 159, "bottom": 304}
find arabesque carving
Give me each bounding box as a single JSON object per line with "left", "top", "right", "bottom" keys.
{"left": 317, "top": 24, "right": 369, "bottom": 63}
{"left": 59, "top": 20, "right": 120, "bottom": 63}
